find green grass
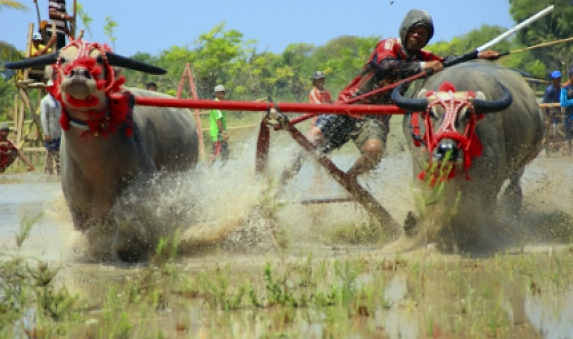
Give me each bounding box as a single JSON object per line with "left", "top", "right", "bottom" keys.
{"left": 3, "top": 215, "right": 572, "bottom": 338}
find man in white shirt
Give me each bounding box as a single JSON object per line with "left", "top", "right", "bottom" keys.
{"left": 40, "top": 80, "right": 62, "bottom": 175}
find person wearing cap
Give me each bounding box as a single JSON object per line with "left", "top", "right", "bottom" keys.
{"left": 309, "top": 71, "right": 333, "bottom": 126}
{"left": 0, "top": 123, "right": 35, "bottom": 173}
{"left": 146, "top": 82, "right": 157, "bottom": 91}
{"left": 40, "top": 80, "right": 62, "bottom": 175}
{"left": 542, "top": 70, "right": 563, "bottom": 155}
{"left": 284, "top": 9, "right": 499, "bottom": 181}
{"left": 30, "top": 32, "right": 56, "bottom": 57}
{"left": 207, "top": 85, "right": 230, "bottom": 166}
{"left": 559, "top": 68, "right": 573, "bottom": 156}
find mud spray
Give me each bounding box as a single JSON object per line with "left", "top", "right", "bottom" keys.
{"left": 40, "top": 122, "right": 573, "bottom": 263}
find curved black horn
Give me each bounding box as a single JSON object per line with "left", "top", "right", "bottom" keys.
{"left": 4, "top": 52, "right": 58, "bottom": 70}
{"left": 472, "top": 83, "right": 513, "bottom": 113}
{"left": 391, "top": 82, "right": 429, "bottom": 112}
{"left": 105, "top": 52, "right": 167, "bottom": 75}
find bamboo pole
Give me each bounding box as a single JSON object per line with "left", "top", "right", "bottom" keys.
{"left": 13, "top": 95, "right": 19, "bottom": 132}
{"left": 510, "top": 36, "right": 573, "bottom": 54}
{"left": 23, "top": 23, "right": 34, "bottom": 83}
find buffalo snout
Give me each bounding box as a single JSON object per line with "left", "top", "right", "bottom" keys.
{"left": 434, "top": 140, "right": 460, "bottom": 163}
{"left": 69, "top": 68, "right": 92, "bottom": 79}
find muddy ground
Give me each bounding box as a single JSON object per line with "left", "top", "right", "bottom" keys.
{"left": 1, "top": 120, "right": 573, "bottom": 338}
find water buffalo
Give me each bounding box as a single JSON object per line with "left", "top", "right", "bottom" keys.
{"left": 6, "top": 40, "right": 199, "bottom": 262}
{"left": 390, "top": 61, "right": 544, "bottom": 252}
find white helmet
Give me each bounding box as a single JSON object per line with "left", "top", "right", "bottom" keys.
{"left": 214, "top": 85, "right": 225, "bottom": 92}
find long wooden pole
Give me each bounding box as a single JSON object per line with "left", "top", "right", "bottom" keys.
{"left": 506, "top": 36, "right": 573, "bottom": 55}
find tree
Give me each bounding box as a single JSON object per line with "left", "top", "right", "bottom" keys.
{"left": 0, "top": 0, "right": 28, "bottom": 11}
{"left": 509, "top": 0, "right": 573, "bottom": 75}
{"left": 76, "top": 3, "right": 94, "bottom": 41}
{"left": 103, "top": 15, "right": 118, "bottom": 51}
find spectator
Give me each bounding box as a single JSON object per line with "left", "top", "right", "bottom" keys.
{"left": 40, "top": 80, "right": 62, "bottom": 175}
{"left": 0, "top": 123, "right": 35, "bottom": 173}
{"left": 559, "top": 67, "right": 573, "bottom": 156}
{"left": 207, "top": 85, "right": 229, "bottom": 166}
{"left": 31, "top": 32, "right": 56, "bottom": 57}
{"left": 146, "top": 82, "right": 157, "bottom": 91}
{"left": 308, "top": 71, "right": 333, "bottom": 126}
{"left": 46, "top": 0, "right": 72, "bottom": 50}
{"left": 542, "top": 70, "right": 563, "bottom": 155}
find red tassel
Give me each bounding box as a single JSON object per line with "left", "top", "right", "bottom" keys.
{"left": 438, "top": 81, "right": 456, "bottom": 92}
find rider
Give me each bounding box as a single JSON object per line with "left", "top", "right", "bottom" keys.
{"left": 284, "top": 9, "right": 499, "bottom": 181}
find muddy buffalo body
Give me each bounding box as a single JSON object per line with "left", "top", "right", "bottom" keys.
{"left": 6, "top": 41, "right": 199, "bottom": 262}
{"left": 391, "top": 61, "right": 544, "bottom": 252}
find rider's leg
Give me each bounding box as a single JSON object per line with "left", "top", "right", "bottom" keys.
{"left": 347, "top": 119, "right": 388, "bottom": 179}
{"left": 347, "top": 138, "right": 384, "bottom": 178}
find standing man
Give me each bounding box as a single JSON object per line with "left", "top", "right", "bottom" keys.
{"left": 40, "top": 80, "right": 62, "bottom": 175}
{"left": 207, "top": 85, "right": 229, "bottom": 166}
{"left": 0, "top": 123, "right": 35, "bottom": 173}
{"left": 560, "top": 67, "right": 573, "bottom": 156}
{"left": 309, "top": 71, "right": 333, "bottom": 126}
{"left": 542, "top": 70, "right": 563, "bottom": 155}
{"left": 46, "top": 0, "right": 72, "bottom": 50}
{"left": 282, "top": 9, "right": 498, "bottom": 182}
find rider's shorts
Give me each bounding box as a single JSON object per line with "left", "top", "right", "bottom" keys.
{"left": 315, "top": 114, "right": 389, "bottom": 153}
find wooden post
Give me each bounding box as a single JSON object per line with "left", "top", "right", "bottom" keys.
{"left": 177, "top": 63, "right": 205, "bottom": 162}
{"left": 23, "top": 23, "right": 34, "bottom": 82}
{"left": 13, "top": 95, "right": 19, "bottom": 132}
{"left": 14, "top": 102, "right": 25, "bottom": 166}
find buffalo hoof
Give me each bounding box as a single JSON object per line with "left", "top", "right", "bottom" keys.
{"left": 112, "top": 222, "right": 149, "bottom": 263}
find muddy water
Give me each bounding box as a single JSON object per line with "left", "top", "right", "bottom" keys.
{"left": 1, "top": 140, "right": 573, "bottom": 337}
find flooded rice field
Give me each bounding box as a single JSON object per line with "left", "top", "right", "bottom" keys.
{"left": 1, "top": 134, "right": 573, "bottom": 338}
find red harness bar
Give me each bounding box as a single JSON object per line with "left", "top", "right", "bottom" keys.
{"left": 110, "top": 94, "right": 406, "bottom": 115}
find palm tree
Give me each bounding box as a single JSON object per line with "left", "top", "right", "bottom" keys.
{"left": 0, "top": 0, "right": 29, "bottom": 11}
{"left": 0, "top": 1, "right": 28, "bottom": 63}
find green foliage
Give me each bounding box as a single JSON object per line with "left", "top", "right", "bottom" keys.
{"left": 103, "top": 15, "right": 118, "bottom": 51}
{"left": 0, "top": 0, "right": 29, "bottom": 11}
{"left": 76, "top": 3, "right": 94, "bottom": 41}
{"left": 510, "top": 0, "right": 573, "bottom": 75}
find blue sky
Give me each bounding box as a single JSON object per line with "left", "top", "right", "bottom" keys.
{"left": 1, "top": 0, "right": 514, "bottom": 57}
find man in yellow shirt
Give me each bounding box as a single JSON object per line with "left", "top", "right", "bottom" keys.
{"left": 30, "top": 32, "right": 56, "bottom": 57}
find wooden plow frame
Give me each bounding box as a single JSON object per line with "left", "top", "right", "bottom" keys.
{"left": 109, "top": 93, "right": 406, "bottom": 227}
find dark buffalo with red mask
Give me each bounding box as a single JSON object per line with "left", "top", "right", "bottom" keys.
{"left": 389, "top": 61, "right": 544, "bottom": 252}
{"left": 6, "top": 40, "right": 199, "bottom": 262}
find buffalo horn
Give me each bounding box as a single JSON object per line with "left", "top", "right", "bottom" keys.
{"left": 472, "top": 83, "right": 513, "bottom": 113}
{"left": 4, "top": 52, "right": 58, "bottom": 70}
{"left": 391, "top": 82, "right": 429, "bottom": 112}
{"left": 106, "top": 52, "right": 167, "bottom": 75}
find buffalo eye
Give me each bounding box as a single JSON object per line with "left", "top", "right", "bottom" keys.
{"left": 96, "top": 56, "right": 104, "bottom": 65}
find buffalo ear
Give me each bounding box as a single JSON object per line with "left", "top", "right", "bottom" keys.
{"left": 113, "top": 66, "right": 122, "bottom": 76}
{"left": 475, "top": 91, "right": 486, "bottom": 100}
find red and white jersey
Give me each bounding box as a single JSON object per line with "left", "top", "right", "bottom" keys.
{"left": 337, "top": 38, "right": 443, "bottom": 105}
{"left": 309, "top": 87, "right": 333, "bottom": 105}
